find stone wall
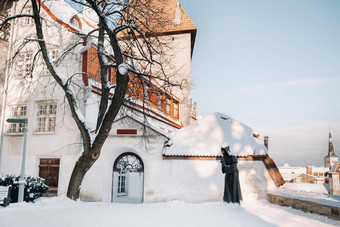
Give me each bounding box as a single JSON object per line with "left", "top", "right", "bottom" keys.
{"left": 329, "top": 173, "right": 340, "bottom": 195}
{"left": 267, "top": 193, "right": 340, "bottom": 221}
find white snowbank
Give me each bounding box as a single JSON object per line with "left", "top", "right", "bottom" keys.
{"left": 0, "top": 196, "right": 338, "bottom": 227}
{"left": 164, "top": 113, "right": 267, "bottom": 157}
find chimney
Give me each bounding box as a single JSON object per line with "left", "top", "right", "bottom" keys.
{"left": 264, "top": 136, "right": 269, "bottom": 150}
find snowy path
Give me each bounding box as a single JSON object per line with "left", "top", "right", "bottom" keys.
{"left": 0, "top": 197, "right": 339, "bottom": 227}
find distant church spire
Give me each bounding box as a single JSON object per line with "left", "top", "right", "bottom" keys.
{"left": 328, "top": 128, "right": 337, "bottom": 157}
{"left": 325, "top": 126, "right": 338, "bottom": 168}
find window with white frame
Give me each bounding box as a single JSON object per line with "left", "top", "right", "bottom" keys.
{"left": 42, "top": 49, "right": 59, "bottom": 76}
{"left": 21, "top": 8, "right": 33, "bottom": 26}
{"left": 117, "top": 171, "right": 128, "bottom": 196}
{"left": 173, "top": 101, "right": 179, "bottom": 119}
{"left": 17, "top": 51, "right": 33, "bottom": 77}
{"left": 166, "top": 97, "right": 170, "bottom": 114}
{"left": 36, "top": 101, "right": 57, "bottom": 133}
{"left": 157, "top": 92, "right": 162, "bottom": 110}
{"left": 7, "top": 105, "right": 27, "bottom": 134}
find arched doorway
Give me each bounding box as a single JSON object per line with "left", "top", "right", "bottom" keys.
{"left": 112, "top": 152, "right": 144, "bottom": 203}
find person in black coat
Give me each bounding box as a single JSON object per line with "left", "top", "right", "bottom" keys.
{"left": 221, "top": 146, "right": 241, "bottom": 203}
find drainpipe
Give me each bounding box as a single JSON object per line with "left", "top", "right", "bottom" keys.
{"left": 78, "top": 40, "right": 91, "bottom": 154}
{"left": 78, "top": 84, "right": 91, "bottom": 154}
{"left": 0, "top": 2, "right": 16, "bottom": 168}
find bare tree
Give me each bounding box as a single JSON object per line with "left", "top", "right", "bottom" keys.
{"left": 1, "top": 0, "right": 183, "bottom": 200}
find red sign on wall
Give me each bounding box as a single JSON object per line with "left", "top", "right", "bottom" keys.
{"left": 117, "top": 129, "right": 137, "bottom": 135}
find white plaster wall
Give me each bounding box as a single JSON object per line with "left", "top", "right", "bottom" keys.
{"left": 80, "top": 133, "right": 167, "bottom": 202}
{"left": 238, "top": 161, "right": 277, "bottom": 202}
{"left": 145, "top": 159, "right": 276, "bottom": 203}
{"left": 164, "top": 33, "right": 192, "bottom": 126}
{"left": 148, "top": 158, "right": 225, "bottom": 203}
{"left": 0, "top": 95, "right": 81, "bottom": 195}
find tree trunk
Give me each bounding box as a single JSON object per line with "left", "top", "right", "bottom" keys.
{"left": 66, "top": 150, "right": 98, "bottom": 200}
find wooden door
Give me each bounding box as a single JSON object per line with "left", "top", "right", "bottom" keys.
{"left": 39, "top": 158, "right": 60, "bottom": 196}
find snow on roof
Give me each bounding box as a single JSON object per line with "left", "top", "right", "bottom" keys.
{"left": 164, "top": 113, "right": 267, "bottom": 157}
{"left": 310, "top": 166, "right": 329, "bottom": 172}
{"left": 280, "top": 173, "right": 302, "bottom": 181}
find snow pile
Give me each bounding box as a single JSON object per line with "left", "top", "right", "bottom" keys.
{"left": 270, "top": 183, "right": 340, "bottom": 208}
{"left": 164, "top": 113, "right": 267, "bottom": 157}
{"left": 0, "top": 196, "right": 338, "bottom": 227}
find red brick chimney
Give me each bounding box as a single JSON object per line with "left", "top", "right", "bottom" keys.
{"left": 264, "top": 136, "right": 269, "bottom": 150}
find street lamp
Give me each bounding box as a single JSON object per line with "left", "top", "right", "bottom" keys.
{"left": 6, "top": 118, "right": 28, "bottom": 202}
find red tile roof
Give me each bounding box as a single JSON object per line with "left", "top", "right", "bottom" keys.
{"left": 120, "top": 0, "right": 196, "bottom": 35}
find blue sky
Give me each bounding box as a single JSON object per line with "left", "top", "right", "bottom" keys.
{"left": 178, "top": 0, "right": 340, "bottom": 166}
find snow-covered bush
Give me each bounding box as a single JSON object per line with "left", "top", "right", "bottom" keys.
{"left": 0, "top": 174, "right": 49, "bottom": 203}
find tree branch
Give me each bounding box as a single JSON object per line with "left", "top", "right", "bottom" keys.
{"left": 31, "top": 0, "right": 92, "bottom": 152}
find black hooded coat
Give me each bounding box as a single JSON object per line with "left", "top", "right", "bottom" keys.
{"left": 221, "top": 150, "right": 241, "bottom": 203}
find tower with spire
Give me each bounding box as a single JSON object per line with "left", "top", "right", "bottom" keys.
{"left": 324, "top": 127, "right": 338, "bottom": 168}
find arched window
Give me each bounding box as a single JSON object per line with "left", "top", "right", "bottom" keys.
{"left": 70, "top": 16, "right": 82, "bottom": 29}
{"left": 113, "top": 153, "right": 144, "bottom": 172}
{"left": 112, "top": 153, "right": 144, "bottom": 199}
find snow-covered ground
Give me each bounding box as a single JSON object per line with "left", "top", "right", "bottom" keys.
{"left": 0, "top": 196, "right": 339, "bottom": 227}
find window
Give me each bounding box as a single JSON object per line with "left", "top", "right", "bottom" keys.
{"left": 173, "top": 101, "right": 179, "bottom": 119}
{"left": 17, "top": 51, "right": 33, "bottom": 77}
{"left": 166, "top": 97, "right": 170, "bottom": 114}
{"left": 117, "top": 171, "right": 127, "bottom": 196}
{"left": 42, "top": 49, "right": 59, "bottom": 76}
{"left": 71, "top": 17, "right": 79, "bottom": 28}
{"left": 7, "top": 105, "right": 27, "bottom": 134}
{"left": 157, "top": 92, "right": 162, "bottom": 110}
{"left": 21, "top": 8, "right": 33, "bottom": 26}
{"left": 36, "top": 101, "right": 57, "bottom": 133}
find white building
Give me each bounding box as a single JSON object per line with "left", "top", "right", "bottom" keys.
{"left": 0, "top": 0, "right": 283, "bottom": 203}
{"left": 279, "top": 163, "right": 329, "bottom": 184}
{"left": 329, "top": 161, "right": 340, "bottom": 195}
